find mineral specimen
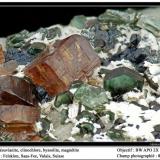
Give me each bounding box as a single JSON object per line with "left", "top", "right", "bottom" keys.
{"left": 74, "top": 84, "right": 109, "bottom": 110}
{"left": 103, "top": 67, "right": 144, "bottom": 95}
{"left": 24, "top": 34, "right": 100, "bottom": 96}
{"left": 1, "top": 7, "right": 160, "bottom": 142}
{"left": 0, "top": 75, "right": 38, "bottom": 106}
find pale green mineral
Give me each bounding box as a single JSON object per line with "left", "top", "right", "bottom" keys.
{"left": 74, "top": 84, "right": 109, "bottom": 110}
{"left": 98, "top": 9, "right": 137, "bottom": 25}
{"left": 70, "top": 15, "right": 87, "bottom": 29}
{"left": 137, "top": 16, "right": 160, "bottom": 37}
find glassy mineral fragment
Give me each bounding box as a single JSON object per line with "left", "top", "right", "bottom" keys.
{"left": 74, "top": 84, "right": 109, "bottom": 110}
{"left": 103, "top": 67, "right": 144, "bottom": 95}
{"left": 0, "top": 75, "right": 38, "bottom": 106}
{"left": 24, "top": 34, "right": 100, "bottom": 96}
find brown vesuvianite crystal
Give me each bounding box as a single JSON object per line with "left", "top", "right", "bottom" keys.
{"left": 0, "top": 104, "right": 39, "bottom": 124}
{"left": 0, "top": 75, "right": 38, "bottom": 106}
{"left": 0, "top": 76, "right": 40, "bottom": 141}
{"left": 24, "top": 34, "right": 100, "bottom": 95}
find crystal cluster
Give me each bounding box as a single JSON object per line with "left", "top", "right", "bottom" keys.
{"left": 24, "top": 34, "right": 100, "bottom": 96}
{"left": 1, "top": 7, "right": 160, "bottom": 142}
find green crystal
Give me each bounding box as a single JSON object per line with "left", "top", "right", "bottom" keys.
{"left": 6, "top": 30, "right": 30, "bottom": 49}
{"left": 137, "top": 16, "right": 160, "bottom": 37}
{"left": 54, "top": 91, "right": 73, "bottom": 108}
{"left": 60, "top": 109, "right": 68, "bottom": 124}
{"left": 77, "top": 122, "right": 94, "bottom": 135}
{"left": 27, "top": 42, "right": 46, "bottom": 55}
{"left": 106, "top": 111, "right": 115, "bottom": 122}
{"left": 103, "top": 67, "right": 144, "bottom": 96}
{"left": 74, "top": 84, "right": 109, "bottom": 110}
{"left": 77, "top": 111, "right": 98, "bottom": 122}
{"left": 95, "top": 106, "right": 107, "bottom": 117}
{"left": 98, "top": 9, "right": 136, "bottom": 25}
{"left": 107, "top": 128, "right": 125, "bottom": 140}
{"left": 70, "top": 15, "right": 87, "bottom": 29}
{"left": 46, "top": 27, "right": 61, "bottom": 40}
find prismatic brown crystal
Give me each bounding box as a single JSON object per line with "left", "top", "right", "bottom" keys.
{"left": 0, "top": 104, "right": 41, "bottom": 141}
{"left": 0, "top": 104, "right": 40, "bottom": 124}
{"left": 0, "top": 75, "right": 38, "bottom": 106}
{"left": 0, "top": 76, "right": 40, "bottom": 141}
{"left": 24, "top": 34, "right": 100, "bottom": 95}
